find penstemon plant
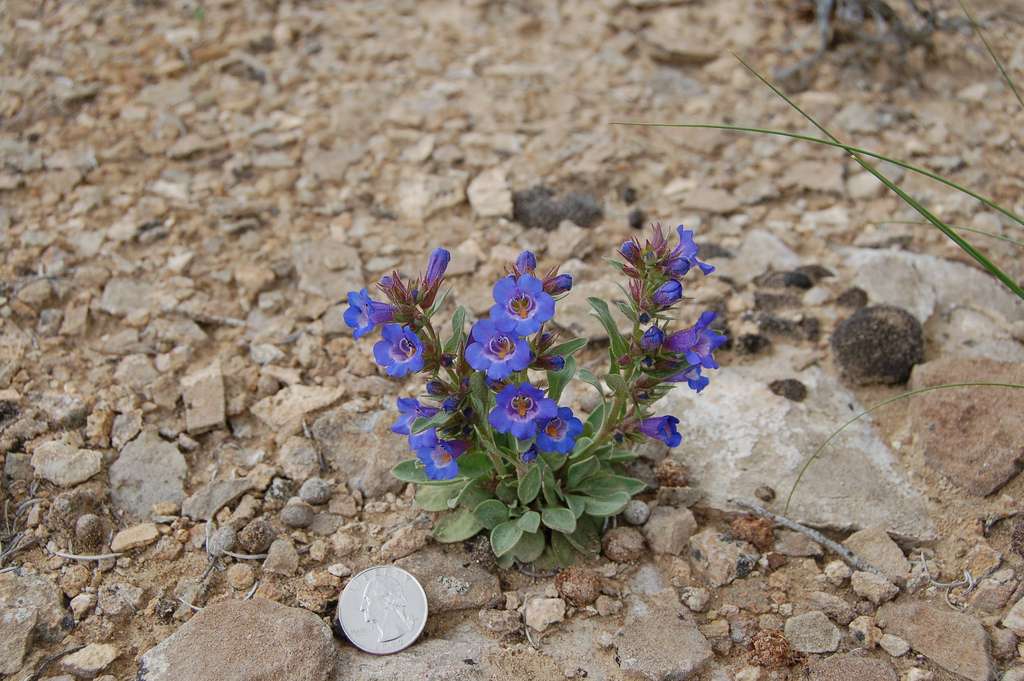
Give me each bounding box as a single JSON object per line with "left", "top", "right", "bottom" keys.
{"left": 344, "top": 224, "right": 726, "bottom": 567}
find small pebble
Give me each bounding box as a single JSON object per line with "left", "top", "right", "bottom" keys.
{"left": 627, "top": 207, "right": 645, "bottom": 230}
{"left": 299, "top": 477, "right": 332, "bottom": 505}
{"left": 207, "top": 526, "right": 237, "bottom": 557}
{"left": 622, "top": 499, "right": 650, "bottom": 525}
{"left": 280, "top": 499, "right": 315, "bottom": 528}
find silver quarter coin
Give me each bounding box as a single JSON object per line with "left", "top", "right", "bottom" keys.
{"left": 335, "top": 565, "right": 428, "bottom": 655}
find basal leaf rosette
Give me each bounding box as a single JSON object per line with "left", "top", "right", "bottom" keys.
{"left": 344, "top": 225, "right": 726, "bottom": 567}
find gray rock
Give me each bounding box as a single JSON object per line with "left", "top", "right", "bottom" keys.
{"left": 806, "top": 652, "right": 897, "bottom": 681}
{"left": 0, "top": 607, "right": 36, "bottom": 675}
{"left": 715, "top": 230, "right": 801, "bottom": 286}
{"left": 842, "top": 527, "right": 910, "bottom": 584}
{"left": 395, "top": 547, "right": 502, "bottom": 613}
{"left": 110, "top": 431, "right": 187, "bottom": 519}
{"left": 37, "top": 392, "right": 87, "bottom": 428}
{"left": 138, "top": 599, "right": 335, "bottom": 681}
{"left": 380, "top": 526, "right": 429, "bottom": 562}
{"left": 292, "top": 240, "right": 363, "bottom": 300}
{"left": 785, "top": 610, "right": 841, "bottom": 653}
{"left": 263, "top": 539, "right": 299, "bottom": 576}
{"left": 642, "top": 506, "right": 697, "bottom": 555}
{"left": 181, "top": 362, "right": 225, "bottom": 435}
{"left": 311, "top": 409, "right": 406, "bottom": 498}
{"left": 278, "top": 436, "right": 320, "bottom": 482}
{"left": 30, "top": 440, "right": 102, "bottom": 486}
{"left": 299, "top": 478, "right": 332, "bottom": 505}
{"left": 0, "top": 571, "right": 65, "bottom": 642}
{"left": 680, "top": 587, "right": 711, "bottom": 613}
{"left": 1002, "top": 595, "right": 1024, "bottom": 636}
{"left": 206, "top": 527, "right": 236, "bottom": 557}
{"left": 654, "top": 347, "right": 935, "bottom": 541}
{"left": 280, "top": 500, "right": 314, "bottom": 528}
{"left": 851, "top": 571, "right": 898, "bottom": 605}
{"left": 60, "top": 642, "right": 119, "bottom": 678}
{"left": 524, "top": 597, "right": 565, "bottom": 632}
{"left": 181, "top": 478, "right": 257, "bottom": 520}
{"left": 252, "top": 385, "right": 344, "bottom": 437}
{"left": 467, "top": 167, "right": 512, "bottom": 218}
{"left": 689, "top": 528, "right": 759, "bottom": 587}
{"left": 614, "top": 597, "right": 713, "bottom": 680}
{"left": 333, "top": 621, "right": 486, "bottom": 681}
{"left": 478, "top": 608, "right": 521, "bottom": 635}
{"left": 99, "top": 278, "right": 152, "bottom": 316}
{"left": 831, "top": 305, "right": 924, "bottom": 385}
{"left": 97, "top": 581, "right": 143, "bottom": 620}
{"left": 878, "top": 634, "right": 910, "bottom": 657}
{"left": 909, "top": 358, "right": 1024, "bottom": 496}
{"left": 807, "top": 591, "right": 856, "bottom": 626}
{"left": 774, "top": 529, "right": 824, "bottom": 557}
{"left": 877, "top": 601, "right": 994, "bottom": 681}
{"left": 622, "top": 499, "right": 650, "bottom": 526}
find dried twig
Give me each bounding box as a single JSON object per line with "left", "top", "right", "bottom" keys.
{"left": 222, "top": 550, "right": 268, "bottom": 561}
{"left": 245, "top": 581, "right": 260, "bottom": 600}
{"left": 178, "top": 597, "right": 204, "bottom": 612}
{"left": 515, "top": 563, "right": 558, "bottom": 579}
{"left": 730, "top": 499, "right": 883, "bottom": 576}
{"left": 47, "top": 547, "right": 123, "bottom": 561}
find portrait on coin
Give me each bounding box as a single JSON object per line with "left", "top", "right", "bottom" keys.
{"left": 360, "top": 572, "right": 413, "bottom": 643}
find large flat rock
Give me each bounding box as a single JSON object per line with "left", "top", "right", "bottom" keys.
{"left": 877, "top": 601, "right": 993, "bottom": 681}
{"left": 655, "top": 347, "right": 935, "bottom": 541}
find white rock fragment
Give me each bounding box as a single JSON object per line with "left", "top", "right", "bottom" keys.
{"left": 181, "top": 361, "right": 226, "bottom": 435}
{"left": 30, "top": 440, "right": 102, "bottom": 487}
{"left": 467, "top": 167, "right": 512, "bottom": 218}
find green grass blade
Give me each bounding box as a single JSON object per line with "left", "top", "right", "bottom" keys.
{"left": 870, "top": 220, "right": 1024, "bottom": 248}
{"left": 784, "top": 381, "right": 1024, "bottom": 514}
{"left": 614, "top": 122, "right": 1024, "bottom": 230}
{"left": 959, "top": 0, "right": 1024, "bottom": 112}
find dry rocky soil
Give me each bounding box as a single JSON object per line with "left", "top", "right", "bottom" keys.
{"left": 2, "top": 0, "right": 1024, "bottom": 679}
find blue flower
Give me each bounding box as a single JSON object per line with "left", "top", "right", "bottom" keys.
{"left": 410, "top": 428, "right": 469, "bottom": 480}
{"left": 391, "top": 398, "right": 439, "bottom": 435}
{"left": 619, "top": 239, "right": 641, "bottom": 265}
{"left": 536, "top": 354, "right": 565, "bottom": 371}
{"left": 423, "top": 248, "right": 451, "bottom": 289}
{"left": 665, "top": 226, "right": 715, "bottom": 277}
{"left": 639, "top": 415, "right": 682, "bottom": 447}
{"left": 488, "top": 382, "right": 557, "bottom": 439}
{"left": 372, "top": 324, "right": 425, "bottom": 377}
{"left": 343, "top": 288, "right": 394, "bottom": 339}
{"left": 543, "top": 273, "right": 573, "bottom": 295}
{"left": 651, "top": 280, "right": 683, "bottom": 308}
{"left": 641, "top": 326, "right": 665, "bottom": 353}
{"left": 667, "top": 365, "right": 710, "bottom": 393}
{"left": 490, "top": 274, "right": 555, "bottom": 336}
{"left": 442, "top": 396, "right": 460, "bottom": 412}
{"left": 521, "top": 444, "right": 539, "bottom": 463}
{"left": 465, "top": 318, "right": 532, "bottom": 380}
{"left": 664, "top": 311, "right": 727, "bottom": 369}
{"left": 536, "top": 406, "right": 583, "bottom": 454}
{"left": 516, "top": 250, "right": 537, "bottom": 274}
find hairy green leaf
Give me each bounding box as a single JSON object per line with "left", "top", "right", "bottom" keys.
{"left": 490, "top": 521, "right": 524, "bottom": 557}
{"left": 433, "top": 508, "right": 484, "bottom": 542}
{"left": 517, "top": 465, "right": 542, "bottom": 505}
{"left": 542, "top": 506, "right": 577, "bottom": 534}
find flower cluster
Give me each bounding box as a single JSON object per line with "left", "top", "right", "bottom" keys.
{"left": 344, "top": 224, "right": 725, "bottom": 566}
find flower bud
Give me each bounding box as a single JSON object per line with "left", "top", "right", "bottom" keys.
{"left": 423, "top": 248, "right": 451, "bottom": 289}
{"left": 426, "top": 380, "right": 446, "bottom": 396}
{"left": 536, "top": 354, "right": 565, "bottom": 371}
{"left": 651, "top": 279, "right": 683, "bottom": 307}
{"left": 515, "top": 250, "right": 537, "bottom": 274}
{"left": 620, "top": 240, "right": 641, "bottom": 264}
{"left": 641, "top": 326, "right": 665, "bottom": 352}
{"left": 543, "top": 273, "right": 573, "bottom": 295}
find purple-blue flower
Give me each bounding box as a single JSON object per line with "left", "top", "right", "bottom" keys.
{"left": 651, "top": 280, "right": 683, "bottom": 308}
{"left": 641, "top": 326, "right": 665, "bottom": 353}
{"left": 620, "top": 240, "right": 641, "bottom": 265}
{"left": 344, "top": 288, "right": 394, "bottom": 339}
{"left": 536, "top": 354, "right": 565, "bottom": 371}
{"left": 391, "top": 398, "right": 440, "bottom": 435}
{"left": 664, "top": 311, "right": 727, "bottom": 369}
{"left": 488, "top": 382, "right": 557, "bottom": 439}
{"left": 516, "top": 250, "right": 537, "bottom": 274}
{"left": 465, "top": 319, "right": 531, "bottom": 380}
{"left": 639, "top": 415, "right": 682, "bottom": 447}
{"left": 423, "top": 247, "right": 450, "bottom": 289}
{"left": 410, "top": 428, "right": 469, "bottom": 480}
{"left": 490, "top": 274, "right": 555, "bottom": 336}
{"left": 667, "top": 365, "right": 710, "bottom": 393}
{"left": 536, "top": 406, "right": 583, "bottom": 455}
{"left": 665, "top": 226, "right": 715, "bottom": 277}
{"left": 543, "top": 273, "right": 573, "bottom": 296}
{"left": 521, "top": 444, "right": 539, "bottom": 463}
{"left": 373, "top": 324, "right": 425, "bottom": 377}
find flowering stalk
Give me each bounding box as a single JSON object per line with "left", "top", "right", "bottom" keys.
{"left": 344, "top": 224, "right": 725, "bottom": 566}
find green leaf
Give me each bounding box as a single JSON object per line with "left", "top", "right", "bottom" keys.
{"left": 587, "top": 297, "right": 628, "bottom": 356}
{"left": 516, "top": 510, "right": 540, "bottom": 533}
{"left": 576, "top": 368, "right": 606, "bottom": 400}
{"left": 603, "top": 448, "right": 637, "bottom": 464}
{"left": 542, "top": 506, "right": 577, "bottom": 534}
{"left": 427, "top": 287, "right": 452, "bottom": 317}
{"left": 455, "top": 451, "right": 493, "bottom": 480}
{"left": 583, "top": 491, "right": 631, "bottom": 517}
{"left": 517, "top": 465, "right": 542, "bottom": 505}
{"left": 564, "top": 515, "right": 601, "bottom": 555}
{"left": 571, "top": 436, "right": 592, "bottom": 456}
{"left": 473, "top": 499, "right": 510, "bottom": 529}
{"left": 546, "top": 355, "right": 576, "bottom": 403}
{"left": 511, "top": 530, "right": 546, "bottom": 563}
{"left": 451, "top": 480, "right": 492, "bottom": 510}
{"left": 566, "top": 456, "right": 600, "bottom": 489}
{"left": 584, "top": 403, "right": 605, "bottom": 438}
{"left": 490, "top": 521, "right": 523, "bottom": 557}
{"left": 540, "top": 464, "right": 562, "bottom": 505}
{"left": 415, "top": 482, "right": 463, "bottom": 511}
{"left": 495, "top": 477, "right": 518, "bottom": 505}
{"left": 495, "top": 551, "right": 515, "bottom": 569}
{"left": 548, "top": 337, "right": 588, "bottom": 358}
{"left": 564, "top": 493, "right": 587, "bottom": 519}
{"left": 539, "top": 452, "right": 567, "bottom": 472}
{"left": 392, "top": 459, "right": 429, "bottom": 484}
{"left": 411, "top": 410, "right": 449, "bottom": 434}
{"left": 443, "top": 306, "right": 467, "bottom": 354}
{"left": 469, "top": 372, "right": 489, "bottom": 419}
{"left": 614, "top": 299, "right": 638, "bottom": 323}
{"left": 433, "top": 508, "right": 484, "bottom": 542}
{"left": 604, "top": 373, "right": 628, "bottom": 394}
{"left": 549, "top": 531, "right": 578, "bottom": 567}
{"left": 577, "top": 474, "right": 647, "bottom": 497}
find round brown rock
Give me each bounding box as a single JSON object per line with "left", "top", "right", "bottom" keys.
{"left": 831, "top": 305, "right": 924, "bottom": 384}
{"left": 601, "top": 526, "right": 646, "bottom": 562}
{"left": 238, "top": 518, "right": 276, "bottom": 554}
{"left": 555, "top": 566, "right": 601, "bottom": 607}
{"left": 75, "top": 513, "right": 105, "bottom": 550}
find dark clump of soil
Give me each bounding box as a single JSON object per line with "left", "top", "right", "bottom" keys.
{"left": 768, "top": 378, "right": 808, "bottom": 402}
{"left": 512, "top": 185, "right": 603, "bottom": 230}
{"left": 831, "top": 304, "right": 924, "bottom": 384}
